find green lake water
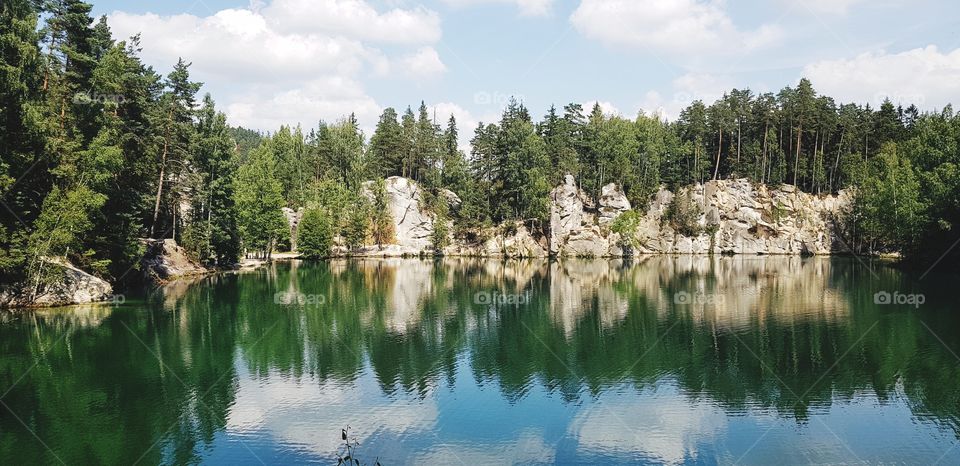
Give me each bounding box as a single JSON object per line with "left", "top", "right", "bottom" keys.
{"left": 1, "top": 257, "right": 959, "bottom": 465}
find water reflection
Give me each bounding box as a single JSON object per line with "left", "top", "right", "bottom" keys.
{"left": 1, "top": 257, "right": 959, "bottom": 464}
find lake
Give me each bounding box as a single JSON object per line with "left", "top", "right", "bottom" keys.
{"left": 1, "top": 257, "right": 959, "bottom": 465}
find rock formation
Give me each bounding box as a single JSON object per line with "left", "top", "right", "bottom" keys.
{"left": 359, "top": 177, "right": 437, "bottom": 255}
{"left": 141, "top": 238, "right": 208, "bottom": 283}
{"left": 0, "top": 257, "right": 113, "bottom": 308}
{"left": 354, "top": 176, "right": 851, "bottom": 257}
{"left": 282, "top": 207, "right": 305, "bottom": 251}
{"left": 632, "top": 179, "right": 852, "bottom": 255}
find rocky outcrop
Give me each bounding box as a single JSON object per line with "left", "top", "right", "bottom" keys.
{"left": 141, "top": 239, "right": 208, "bottom": 283}
{"left": 0, "top": 257, "right": 113, "bottom": 308}
{"left": 282, "top": 207, "right": 305, "bottom": 251}
{"left": 446, "top": 222, "right": 548, "bottom": 258}
{"left": 549, "top": 175, "right": 631, "bottom": 257}
{"left": 345, "top": 176, "right": 850, "bottom": 258}
{"left": 359, "top": 177, "right": 436, "bottom": 256}
{"left": 632, "top": 179, "right": 851, "bottom": 255}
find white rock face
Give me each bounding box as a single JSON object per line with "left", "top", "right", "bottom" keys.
{"left": 141, "top": 238, "right": 208, "bottom": 282}
{"left": 0, "top": 257, "right": 112, "bottom": 308}
{"left": 281, "top": 207, "right": 304, "bottom": 251}
{"left": 549, "top": 177, "right": 631, "bottom": 257}
{"left": 361, "top": 176, "right": 437, "bottom": 254}
{"left": 351, "top": 176, "right": 850, "bottom": 258}
{"left": 631, "top": 179, "right": 851, "bottom": 255}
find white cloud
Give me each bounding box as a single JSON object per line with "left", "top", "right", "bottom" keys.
{"left": 441, "top": 0, "right": 554, "bottom": 17}
{"left": 802, "top": 45, "right": 960, "bottom": 109}
{"left": 569, "top": 388, "right": 727, "bottom": 464}
{"left": 793, "top": 0, "right": 866, "bottom": 15}
{"left": 226, "top": 77, "right": 382, "bottom": 131}
{"left": 227, "top": 373, "right": 439, "bottom": 457}
{"left": 429, "top": 102, "right": 500, "bottom": 151}
{"left": 108, "top": 0, "right": 446, "bottom": 132}
{"left": 636, "top": 72, "right": 735, "bottom": 121}
{"left": 671, "top": 72, "right": 734, "bottom": 105}
{"left": 109, "top": 10, "right": 374, "bottom": 83}
{"left": 397, "top": 47, "right": 448, "bottom": 79}
{"left": 583, "top": 100, "right": 621, "bottom": 116}
{"left": 570, "top": 0, "right": 782, "bottom": 56}
{"left": 261, "top": 0, "right": 441, "bottom": 43}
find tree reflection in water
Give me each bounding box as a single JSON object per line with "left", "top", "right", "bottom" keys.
{"left": 0, "top": 257, "right": 958, "bottom": 464}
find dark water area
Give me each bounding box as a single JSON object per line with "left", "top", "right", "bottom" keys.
{"left": 1, "top": 257, "right": 958, "bottom": 465}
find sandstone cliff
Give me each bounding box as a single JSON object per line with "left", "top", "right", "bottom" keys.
{"left": 343, "top": 175, "right": 851, "bottom": 258}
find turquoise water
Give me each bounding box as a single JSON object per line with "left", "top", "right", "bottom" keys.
{"left": 1, "top": 257, "right": 959, "bottom": 464}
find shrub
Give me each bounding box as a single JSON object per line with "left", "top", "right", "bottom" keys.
{"left": 611, "top": 210, "right": 643, "bottom": 254}
{"left": 298, "top": 208, "right": 333, "bottom": 259}
{"left": 664, "top": 190, "right": 703, "bottom": 236}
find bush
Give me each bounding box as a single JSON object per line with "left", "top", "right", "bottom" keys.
{"left": 369, "top": 179, "right": 396, "bottom": 247}
{"left": 664, "top": 190, "right": 703, "bottom": 237}
{"left": 611, "top": 210, "right": 642, "bottom": 254}
{"left": 343, "top": 197, "right": 369, "bottom": 250}
{"left": 298, "top": 208, "right": 333, "bottom": 259}
{"left": 432, "top": 196, "right": 450, "bottom": 253}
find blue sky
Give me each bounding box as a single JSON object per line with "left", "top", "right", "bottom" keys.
{"left": 91, "top": 0, "right": 960, "bottom": 141}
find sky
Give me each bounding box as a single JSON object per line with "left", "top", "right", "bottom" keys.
{"left": 91, "top": 0, "right": 960, "bottom": 144}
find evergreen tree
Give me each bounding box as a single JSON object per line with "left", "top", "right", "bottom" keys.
{"left": 297, "top": 208, "right": 333, "bottom": 259}
{"left": 369, "top": 107, "right": 404, "bottom": 178}
{"left": 234, "top": 141, "right": 286, "bottom": 259}
{"left": 150, "top": 59, "right": 200, "bottom": 239}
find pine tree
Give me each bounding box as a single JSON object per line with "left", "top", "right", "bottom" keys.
{"left": 298, "top": 208, "right": 333, "bottom": 259}
{"left": 234, "top": 141, "right": 286, "bottom": 259}
{"left": 369, "top": 107, "right": 404, "bottom": 178}
{"left": 150, "top": 59, "right": 200, "bottom": 239}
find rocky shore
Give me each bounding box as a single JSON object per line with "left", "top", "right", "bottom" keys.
{"left": 2, "top": 176, "right": 853, "bottom": 308}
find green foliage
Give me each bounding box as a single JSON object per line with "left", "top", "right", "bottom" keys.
{"left": 368, "top": 179, "right": 395, "bottom": 247}
{"left": 234, "top": 141, "right": 287, "bottom": 257}
{"left": 2, "top": 0, "right": 960, "bottom": 295}
{"left": 610, "top": 210, "right": 643, "bottom": 254}
{"left": 298, "top": 208, "right": 333, "bottom": 259}
{"left": 343, "top": 196, "right": 369, "bottom": 250}
{"left": 664, "top": 191, "right": 703, "bottom": 237}
{"left": 854, "top": 143, "right": 926, "bottom": 253}
{"left": 432, "top": 195, "right": 450, "bottom": 253}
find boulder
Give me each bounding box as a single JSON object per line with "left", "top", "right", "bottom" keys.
{"left": 0, "top": 258, "right": 112, "bottom": 308}
{"left": 598, "top": 183, "right": 631, "bottom": 226}
{"left": 439, "top": 188, "right": 462, "bottom": 212}
{"left": 141, "top": 239, "right": 208, "bottom": 283}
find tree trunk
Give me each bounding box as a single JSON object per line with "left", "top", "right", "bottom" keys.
{"left": 793, "top": 123, "right": 802, "bottom": 186}
{"left": 736, "top": 119, "right": 742, "bottom": 164}
{"left": 713, "top": 130, "right": 723, "bottom": 180}
{"left": 150, "top": 107, "right": 173, "bottom": 238}
{"left": 761, "top": 122, "right": 769, "bottom": 183}
{"left": 831, "top": 131, "right": 845, "bottom": 192}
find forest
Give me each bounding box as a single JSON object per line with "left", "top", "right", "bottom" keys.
{"left": 2, "top": 0, "right": 959, "bottom": 295}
